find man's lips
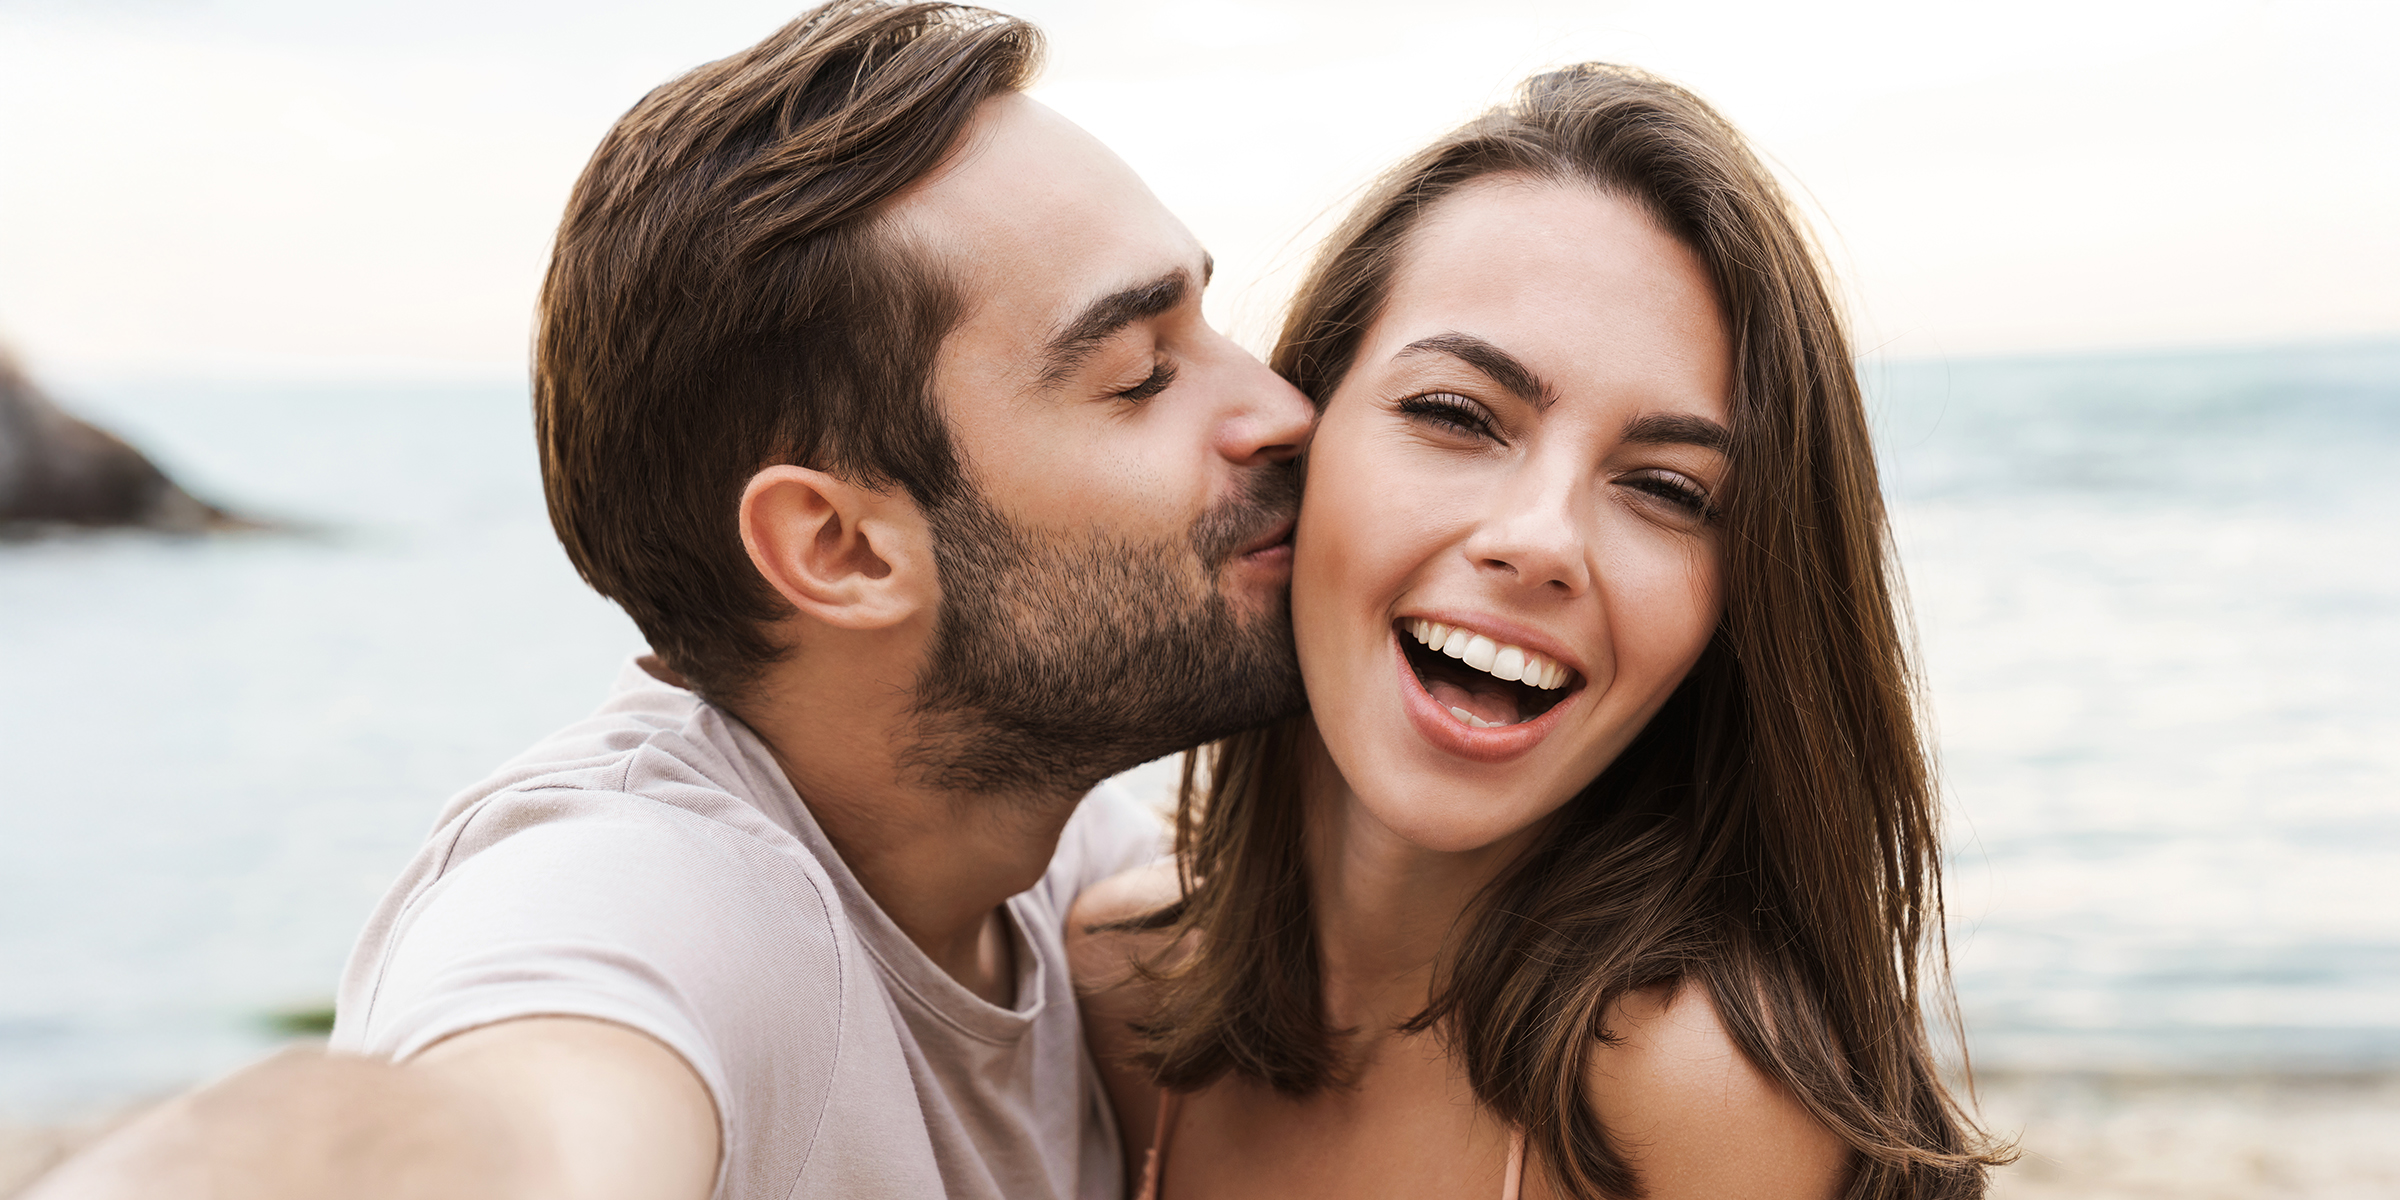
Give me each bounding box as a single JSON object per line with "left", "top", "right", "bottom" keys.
{"left": 1230, "top": 516, "right": 1296, "bottom": 560}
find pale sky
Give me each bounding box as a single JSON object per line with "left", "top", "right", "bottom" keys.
{"left": 0, "top": 0, "right": 2393, "bottom": 383}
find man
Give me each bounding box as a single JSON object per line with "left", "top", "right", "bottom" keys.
{"left": 29, "top": 3, "right": 1312, "bottom": 1198}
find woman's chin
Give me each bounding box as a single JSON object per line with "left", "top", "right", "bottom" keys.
{"left": 1344, "top": 787, "right": 1541, "bottom": 855}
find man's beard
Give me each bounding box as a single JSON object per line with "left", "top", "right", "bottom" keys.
{"left": 902, "top": 463, "right": 1306, "bottom": 797}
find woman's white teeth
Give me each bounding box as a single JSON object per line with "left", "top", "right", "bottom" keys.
{"left": 1462, "top": 636, "right": 1497, "bottom": 672}
{"left": 1404, "top": 619, "right": 1571, "bottom": 690}
{"left": 1493, "top": 646, "right": 1525, "bottom": 679}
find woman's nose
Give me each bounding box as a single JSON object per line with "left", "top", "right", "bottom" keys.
{"left": 1463, "top": 468, "right": 1590, "bottom": 596}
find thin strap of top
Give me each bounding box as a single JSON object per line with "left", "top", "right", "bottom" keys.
{"left": 1501, "top": 1128, "right": 1525, "bottom": 1200}
{"left": 1138, "top": 1089, "right": 1527, "bottom": 1199}
{"left": 1134, "top": 1090, "right": 1181, "bottom": 1200}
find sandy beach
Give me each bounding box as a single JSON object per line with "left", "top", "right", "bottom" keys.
{"left": 1975, "top": 1071, "right": 2400, "bottom": 1199}
{"left": 6, "top": 1069, "right": 2396, "bottom": 1198}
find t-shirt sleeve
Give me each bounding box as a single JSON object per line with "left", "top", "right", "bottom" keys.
{"left": 339, "top": 787, "right": 851, "bottom": 1199}
{"left": 1043, "top": 778, "right": 1172, "bottom": 912}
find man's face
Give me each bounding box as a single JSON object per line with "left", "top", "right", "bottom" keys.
{"left": 887, "top": 94, "right": 1318, "bottom": 795}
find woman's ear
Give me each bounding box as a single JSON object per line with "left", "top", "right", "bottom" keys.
{"left": 739, "top": 465, "right": 935, "bottom": 631}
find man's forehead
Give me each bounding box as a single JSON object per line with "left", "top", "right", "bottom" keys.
{"left": 888, "top": 93, "right": 1204, "bottom": 317}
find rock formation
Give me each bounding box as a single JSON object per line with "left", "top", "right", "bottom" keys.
{"left": 0, "top": 347, "right": 228, "bottom": 532}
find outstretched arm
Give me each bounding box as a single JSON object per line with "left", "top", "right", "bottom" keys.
{"left": 25, "top": 1016, "right": 717, "bottom": 1200}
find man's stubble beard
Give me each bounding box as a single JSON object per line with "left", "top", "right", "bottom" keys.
{"left": 902, "top": 462, "right": 1307, "bottom": 797}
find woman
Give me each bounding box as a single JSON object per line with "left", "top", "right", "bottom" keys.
{"left": 1070, "top": 64, "right": 2006, "bottom": 1199}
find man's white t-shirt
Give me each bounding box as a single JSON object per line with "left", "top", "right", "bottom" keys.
{"left": 330, "top": 658, "right": 1166, "bottom": 1200}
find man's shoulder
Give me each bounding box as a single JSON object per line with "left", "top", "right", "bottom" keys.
{"left": 336, "top": 657, "right": 856, "bottom": 1054}
{"left": 422, "top": 659, "right": 808, "bottom": 865}
{"left": 332, "top": 666, "right": 896, "bottom": 1189}
{"left": 432, "top": 735, "right": 790, "bottom": 867}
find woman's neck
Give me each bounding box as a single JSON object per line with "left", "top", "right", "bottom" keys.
{"left": 1297, "top": 724, "right": 1534, "bottom": 1035}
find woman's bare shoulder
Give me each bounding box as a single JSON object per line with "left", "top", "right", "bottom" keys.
{"left": 1064, "top": 859, "right": 1182, "bottom": 993}
{"left": 1064, "top": 860, "right": 1184, "bottom": 1171}
{"left": 1579, "top": 982, "right": 1851, "bottom": 1200}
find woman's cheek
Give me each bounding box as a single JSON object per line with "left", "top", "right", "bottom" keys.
{"left": 1296, "top": 430, "right": 1392, "bottom": 586}
{"left": 1290, "top": 455, "right": 1369, "bottom": 673}
{"left": 1611, "top": 537, "right": 1723, "bottom": 714}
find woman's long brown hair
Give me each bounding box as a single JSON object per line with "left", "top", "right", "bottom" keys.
{"left": 1124, "top": 65, "right": 2010, "bottom": 1197}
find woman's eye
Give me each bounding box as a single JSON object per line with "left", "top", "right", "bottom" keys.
{"left": 1397, "top": 392, "right": 1498, "bottom": 439}
{"left": 1116, "top": 360, "right": 1177, "bottom": 403}
{"left": 1623, "top": 471, "right": 1716, "bottom": 520}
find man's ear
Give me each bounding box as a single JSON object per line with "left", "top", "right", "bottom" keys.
{"left": 739, "top": 465, "right": 935, "bottom": 631}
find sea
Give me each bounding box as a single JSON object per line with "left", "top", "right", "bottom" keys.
{"left": 1, "top": 340, "right": 2395, "bottom": 1119}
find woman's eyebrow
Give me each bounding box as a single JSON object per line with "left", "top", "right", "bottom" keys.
{"left": 1622, "top": 411, "right": 1732, "bottom": 453}
{"left": 1394, "top": 332, "right": 1557, "bottom": 408}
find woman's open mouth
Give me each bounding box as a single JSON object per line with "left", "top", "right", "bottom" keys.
{"left": 1392, "top": 617, "right": 1581, "bottom": 759}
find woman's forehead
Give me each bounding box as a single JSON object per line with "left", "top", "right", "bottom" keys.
{"left": 1370, "top": 179, "right": 1734, "bottom": 424}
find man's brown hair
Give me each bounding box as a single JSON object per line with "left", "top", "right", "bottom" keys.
{"left": 536, "top": 1, "right": 1039, "bottom": 703}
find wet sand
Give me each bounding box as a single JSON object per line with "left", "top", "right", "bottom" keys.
{"left": 1976, "top": 1071, "right": 2400, "bottom": 1199}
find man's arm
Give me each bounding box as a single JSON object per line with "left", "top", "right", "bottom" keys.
{"left": 25, "top": 1016, "right": 717, "bottom": 1200}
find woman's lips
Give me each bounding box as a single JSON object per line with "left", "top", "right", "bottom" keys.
{"left": 1391, "top": 630, "right": 1575, "bottom": 764}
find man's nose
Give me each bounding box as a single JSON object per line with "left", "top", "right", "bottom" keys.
{"left": 1211, "top": 344, "right": 1315, "bottom": 467}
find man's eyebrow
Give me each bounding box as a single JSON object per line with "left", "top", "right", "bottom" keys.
{"left": 1622, "top": 411, "right": 1733, "bottom": 454}
{"left": 1394, "top": 332, "right": 1558, "bottom": 408}
{"left": 1035, "top": 267, "right": 1195, "bottom": 390}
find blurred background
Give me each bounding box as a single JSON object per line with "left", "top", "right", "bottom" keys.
{"left": 2, "top": 0, "right": 2395, "bottom": 1195}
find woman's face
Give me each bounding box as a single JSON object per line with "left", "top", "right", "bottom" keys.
{"left": 1292, "top": 177, "right": 1732, "bottom": 854}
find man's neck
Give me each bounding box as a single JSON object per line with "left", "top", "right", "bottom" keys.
{"left": 731, "top": 659, "right": 1088, "bottom": 1008}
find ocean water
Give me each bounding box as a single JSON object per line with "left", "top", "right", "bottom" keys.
{"left": 1872, "top": 342, "right": 2400, "bottom": 1074}
{"left": 0, "top": 378, "right": 647, "bottom": 1117}
{"left": 1, "top": 341, "right": 2394, "bottom": 1118}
